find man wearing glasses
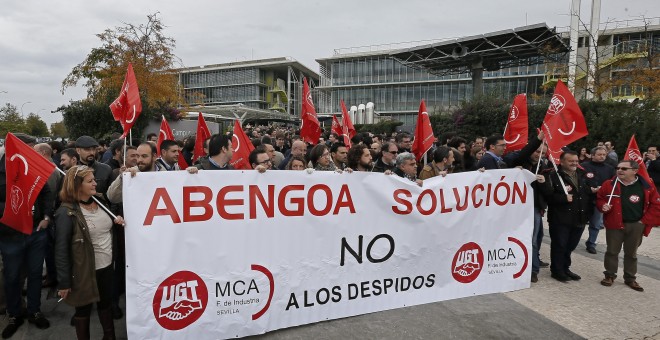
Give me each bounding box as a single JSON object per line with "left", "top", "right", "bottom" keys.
{"left": 249, "top": 146, "right": 271, "bottom": 173}
{"left": 476, "top": 135, "right": 507, "bottom": 170}
{"left": 373, "top": 142, "right": 398, "bottom": 173}
{"left": 597, "top": 160, "right": 660, "bottom": 292}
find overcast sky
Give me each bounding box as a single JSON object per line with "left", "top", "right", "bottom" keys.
{"left": 0, "top": 0, "right": 657, "bottom": 128}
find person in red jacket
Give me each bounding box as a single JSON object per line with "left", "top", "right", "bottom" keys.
{"left": 597, "top": 160, "right": 660, "bottom": 292}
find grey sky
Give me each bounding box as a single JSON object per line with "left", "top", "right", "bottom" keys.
{"left": 0, "top": 0, "right": 657, "bottom": 128}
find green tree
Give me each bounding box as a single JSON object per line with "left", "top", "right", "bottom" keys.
{"left": 0, "top": 103, "right": 26, "bottom": 137}
{"left": 24, "top": 113, "right": 49, "bottom": 137}
{"left": 58, "top": 13, "right": 183, "bottom": 140}
{"left": 57, "top": 100, "right": 123, "bottom": 140}
{"left": 50, "top": 121, "right": 68, "bottom": 138}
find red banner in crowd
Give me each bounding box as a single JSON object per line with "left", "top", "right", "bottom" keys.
{"left": 411, "top": 100, "right": 435, "bottom": 161}
{"left": 110, "top": 63, "right": 142, "bottom": 138}
{"left": 193, "top": 113, "right": 212, "bottom": 164}
{"left": 157, "top": 116, "right": 188, "bottom": 169}
{"left": 624, "top": 135, "right": 653, "bottom": 185}
{"left": 299, "top": 77, "right": 321, "bottom": 145}
{"left": 230, "top": 120, "right": 255, "bottom": 170}
{"left": 0, "top": 133, "right": 56, "bottom": 234}
{"left": 541, "top": 80, "right": 588, "bottom": 154}
{"left": 504, "top": 94, "right": 528, "bottom": 152}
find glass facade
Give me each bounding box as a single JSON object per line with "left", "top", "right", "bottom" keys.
{"left": 177, "top": 59, "right": 320, "bottom": 118}
{"left": 318, "top": 56, "right": 546, "bottom": 125}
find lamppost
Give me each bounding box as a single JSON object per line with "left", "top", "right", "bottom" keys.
{"left": 20, "top": 101, "right": 32, "bottom": 119}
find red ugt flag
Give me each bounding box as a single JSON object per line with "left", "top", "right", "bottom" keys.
{"left": 109, "top": 63, "right": 142, "bottom": 138}
{"left": 299, "top": 77, "right": 321, "bottom": 145}
{"left": 193, "top": 113, "right": 212, "bottom": 164}
{"left": 230, "top": 120, "right": 255, "bottom": 170}
{"left": 0, "top": 133, "right": 56, "bottom": 234}
{"left": 411, "top": 100, "right": 435, "bottom": 161}
{"left": 157, "top": 116, "right": 188, "bottom": 169}
{"left": 503, "top": 94, "right": 528, "bottom": 152}
{"left": 340, "top": 99, "right": 356, "bottom": 139}
{"left": 331, "top": 115, "right": 343, "bottom": 137}
{"left": 624, "top": 135, "right": 653, "bottom": 185}
{"left": 541, "top": 80, "right": 588, "bottom": 153}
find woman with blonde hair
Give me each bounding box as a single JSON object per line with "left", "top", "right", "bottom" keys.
{"left": 55, "top": 165, "right": 124, "bottom": 340}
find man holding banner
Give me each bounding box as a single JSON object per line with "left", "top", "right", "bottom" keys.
{"left": 597, "top": 160, "right": 660, "bottom": 292}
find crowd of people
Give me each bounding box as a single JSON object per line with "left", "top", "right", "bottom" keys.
{"left": 0, "top": 124, "right": 659, "bottom": 339}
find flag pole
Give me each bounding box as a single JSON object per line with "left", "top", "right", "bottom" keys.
{"left": 55, "top": 167, "right": 119, "bottom": 221}
{"left": 123, "top": 136, "right": 127, "bottom": 166}
{"left": 129, "top": 129, "right": 133, "bottom": 146}
{"left": 607, "top": 178, "right": 619, "bottom": 205}
{"left": 548, "top": 155, "right": 569, "bottom": 196}
{"left": 535, "top": 145, "right": 545, "bottom": 175}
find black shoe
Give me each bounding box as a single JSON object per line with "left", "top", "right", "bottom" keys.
{"left": 531, "top": 272, "right": 538, "bottom": 283}
{"left": 551, "top": 272, "right": 570, "bottom": 282}
{"left": 566, "top": 270, "right": 581, "bottom": 281}
{"left": 586, "top": 246, "right": 597, "bottom": 254}
{"left": 2, "top": 316, "right": 24, "bottom": 339}
{"left": 112, "top": 304, "right": 123, "bottom": 320}
{"left": 539, "top": 260, "right": 550, "bottom": 268}
{"left": 27, "top": 312, "right": 50, "bottom": 329}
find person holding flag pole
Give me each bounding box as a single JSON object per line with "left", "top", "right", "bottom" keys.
{"left": 596, "top": 159, "right": 660, "bottom": 292}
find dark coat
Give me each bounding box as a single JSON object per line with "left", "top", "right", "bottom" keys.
{"left": 55, "top": 201, "right": 102, "bottom": 307}
{"left": 542, "top": 167, "right": 594, "bottom": 226}
{"left": 476, "top": 152, "right": 506, "bottom": 170}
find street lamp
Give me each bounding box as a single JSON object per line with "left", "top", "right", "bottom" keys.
{"left": 20, "top": 101, "right": 32, "bottom": 119}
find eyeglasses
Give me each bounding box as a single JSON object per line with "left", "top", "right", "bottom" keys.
{"left": 258, "top": 159, "right": 273, "bottom": 165}
{"left": 494, "top": 144, "right": 507, "bottom": 148}
{"left": 387, "top": 150, "right": 398, "bottom": 154}
{"left": 616, "top": 167, "right": 634, "bottom": 171}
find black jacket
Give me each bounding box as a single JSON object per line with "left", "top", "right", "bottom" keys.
{"left": 581, "top": 160, "right": 615, "bottom": 188}
{"left": 372, "top": 157, "right": 395, "bottom": 173}
{"left": 542, "top": 167, "right": 593, "bottom": 226}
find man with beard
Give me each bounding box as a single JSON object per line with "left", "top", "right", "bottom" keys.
{"left": 75, "top": 136, "right": 112, "bottom": 196}
{"left": 347, "top": 144, "right": 372, "bottom": 172}
{"left": 59, "top": 148, "right": 79, "bottom": 171}
{"left": 331, "top": 142, "right": 348, "bottom": 170}
{"left": 582, "top": 146, "right": 616, "bottom": 254}
{"left": 396, "top": 133, "right": 412, "bottom": 153}
{"left": 373, "top": 142, "right": 398, "bottom": 173}
{"left": 104, "top": 139, "right": 124, "bottom": 171}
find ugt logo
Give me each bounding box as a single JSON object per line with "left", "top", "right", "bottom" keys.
{"left": 451, "top": 242, "right": 484, "bottom": 283}
{"left": 152, "top": 271, "right": 208, "bottom": 330}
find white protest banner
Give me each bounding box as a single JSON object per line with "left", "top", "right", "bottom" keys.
{"left": 123, "top": 169, "right": 535, "bottom": 339}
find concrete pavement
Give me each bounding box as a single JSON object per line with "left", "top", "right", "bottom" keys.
{"left": 2, "top": 225, "right": 659, "bottom": 339}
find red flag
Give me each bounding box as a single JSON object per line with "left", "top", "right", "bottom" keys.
{"left": 331, "top": 115, "right": 343, "bottom": 137}
{"left": 157, "top": 116, "right": 188, "bottom": 169}
{"left": 624, "top": 135, "right": 653, "bottom": 185}
{"left": 340, "top": 99, "right": 356, "bottom": 138}
{"left": 230, "top": 120, "right": 255, "bottom": 170}
{"left": 109, "top": 63, "right": 143, "bottom": 138}
{"left": 193, "top": 112, "right": 212, "bottom": 164}
{"left": 503, "top": 94, "right": 528, "bottom": 152}
{"left": 541, "top": 80, "right": 588, "bottom": 153}
{"left": 0, "top": 133, "right": 56, "bottom": 234}
{"left": 411, "top": 100, "right": 435, "bottom": 161}
{"left": 299, "top": 77, "right": 321, "bottom": 145}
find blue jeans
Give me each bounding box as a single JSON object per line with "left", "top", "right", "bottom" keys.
{"left": 0, "top": 228, "right": 48, "bottom": 316}
{"left": 532, "top": 208, "right": 544, "bottom": 273}
{"left": 586, "top": 210, "right": 603, "bottom": 248}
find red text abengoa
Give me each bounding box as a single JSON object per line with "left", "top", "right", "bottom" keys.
{"left": 143, "top": 184, "right": 356, "bottom": 225}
